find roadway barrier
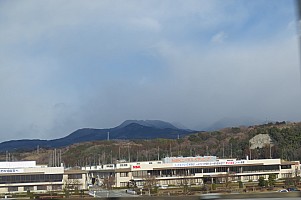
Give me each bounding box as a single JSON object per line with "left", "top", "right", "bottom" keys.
{"left": 89, "top": 191, "right": 301, "bottom": 200}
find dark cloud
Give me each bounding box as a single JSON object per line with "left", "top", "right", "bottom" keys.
{"left": 0, "top": 0, "right": 300, "bottom": 141}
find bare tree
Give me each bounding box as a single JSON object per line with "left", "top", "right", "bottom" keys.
{"left": 143, "top": 174, "right": 157, "bottom": 196}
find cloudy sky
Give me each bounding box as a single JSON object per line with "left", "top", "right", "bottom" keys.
{"left": 1, "top": 0, "right": 301, "bottom": 141}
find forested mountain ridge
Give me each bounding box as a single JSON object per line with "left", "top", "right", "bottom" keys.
{"left": 0, "top": 120, "right": 194, "bottom": 152}
{"left": 1, "top": 121, "right": 301, "bottom": 167}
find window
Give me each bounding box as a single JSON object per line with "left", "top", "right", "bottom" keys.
{"left": 120, "top": 182, "right": 128, "bottom": 187}
{"left": 0, "top": 174, "right": 63, "bottom": 184}
{"left": 243, "top": 165, "right": 279, "bottom": 173}
{"left": 132, "top": 171, "right": 147, "bottom": 177}
{"left": 37, "top": 185, "right": 47, "bottom": 190}
{"left": 24, "top": 186, "right": 34, "bottom": 191}
{"left": 120, "top": 172, "right": 128, "bottom": 177}
{"left": 191, "top": 168, "right": 202, "bottom": 173}
{"left": 68, "top": 174, "right": 82, "bottom": 179}
{"left": 282, "top": 173, "right": 292, "bottom": 178}
{"left": 203, "top": 168, "right": 215, "bottom": 173}
{"left": 229, "top": 166, "right": 240, "bottom": 173}
{"left": 281, "top": 165, "right": 291, "bottom": 169}
{"left": 8, "top": 187, "right": 18, "bottom": 192}
{"left": 52, "top": 185, "right": 62, "bottom": 190}
{"left": 216, "top": 167, "right": 227, "bottom": 172}
{"left": 161, "top": 169, "right": 173, "bottom": 177}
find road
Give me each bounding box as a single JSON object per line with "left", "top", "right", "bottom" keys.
{"left": 88, "top": 189, "right": 301, "bottom": 199}
{"left": 91, "top": 189, "right": 139, "bottom": 198}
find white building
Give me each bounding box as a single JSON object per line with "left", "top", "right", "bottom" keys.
{"left": 0, "top": 161, "right": 64, "bottom": 193}
{"left": 0, "top": 161, "right": 87, "bottom": 194}
{"left": 83, "top": 156, "right": 300, "bottom": 188}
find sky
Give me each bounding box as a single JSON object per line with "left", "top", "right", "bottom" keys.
{"left": 1, "top": 0, "right": 301, "bottom": 141}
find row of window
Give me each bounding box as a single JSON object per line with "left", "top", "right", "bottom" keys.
{"left": 131, "top": 165, "right": 283, "bottom": 178}
{"left": 0, "top": 174, "right": 63, "bottom": 184}
{"left": 68, "top": 174, "right": 82, "bottom": 179}
{"left": 120, "top": 172, "right": 129, "bottom": 177}
{"left": 131, "top": 178, "right": 203, "bottom": 187}
{"left": 7, "top": 185, "right": 62, "bottom": 192}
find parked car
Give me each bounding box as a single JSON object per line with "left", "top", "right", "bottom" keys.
{"left": 125, "top": 189, "right": 137, "bottom": 195}
{"left": 200, "top": 193, "right": 221, "bottom": 199}
{"left": 277, "top": 189, "right": 288, "bottom": 192}
{"left": 287, "top": 187, "right": 300, "bottom": 192}
{"left": 159, "top": 185, "right": 168, "bottom": 189}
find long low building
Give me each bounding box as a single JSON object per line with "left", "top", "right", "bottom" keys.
{"left": 0, "top": 157, "right": 298, "bottom": 194}
{"left": 83, "top": 156, "right": 300, "bottom": 188}
{"left": 0, "top": 161, "right": 87, "bottom": 194}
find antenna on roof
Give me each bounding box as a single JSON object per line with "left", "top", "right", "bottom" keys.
{"left": 296, "top": 0, "right": 301, "bottom": 88}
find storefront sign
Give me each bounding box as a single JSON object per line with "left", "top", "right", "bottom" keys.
{"left": 163, "top": 156, "right": 217, "bottom": 163}
{"left": 0, "top": 169, "right": 24, "bottom": 173}
{"left": 172, "top": 160, "right": 246, "bottom": 167}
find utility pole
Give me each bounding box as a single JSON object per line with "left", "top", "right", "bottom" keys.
{"left": 269, "top": 144, "right": 272, "bottom": 159}
{"left": 249, "top": 141, "right": 252, "bottom": 160}
{"left": 230, "top": 143, "right": 232, "bottom": 158}
{"left": 128, "top": 145, "right": 131, "bottom": 162}
{"left": 146, "top": 149, "right": 149, "bottom": 161}
{"left": 111, "top": 150, "right": 113, "bottom": 164}
{"left": 222, "top": 143, "right": 225, "bottom": 158}
{"left": 59, "top": 149, "right": 62, "bottom": 166}
{"left": 54, "top": 149, "right": 57, "bottom": 167}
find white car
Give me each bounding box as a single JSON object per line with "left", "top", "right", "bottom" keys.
{"left": 200, "top": 193, "right": 221, "bottom": 199}
{"left": 277, "top": 189, "right": 288, "bottom": 192}
{"left": 125, "top": 189, "right": 137, "bottom": 195}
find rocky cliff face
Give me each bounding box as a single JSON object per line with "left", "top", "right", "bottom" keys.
{"left": 249, "top": 134, "right": 273, "bottom": 149}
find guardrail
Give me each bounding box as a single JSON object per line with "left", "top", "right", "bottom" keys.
{"left": 85, "top": 191, "right": 301, "bottom": 200}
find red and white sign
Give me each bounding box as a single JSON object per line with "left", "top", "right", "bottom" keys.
{"left": 172, "top": 160, "right": 246, "bottom": 168}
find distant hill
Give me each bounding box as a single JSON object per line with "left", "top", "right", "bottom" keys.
{"left": 203, "top": 117, "right": 265, "bottom": 131}
{"left": 3, "top": 120, "right": 301, "bottom": 166}
{"left": 0, "top": 120, "right": 195, "bottom": 152}
{"left": 115, "top": 120, "right": 179, "bottom": 129}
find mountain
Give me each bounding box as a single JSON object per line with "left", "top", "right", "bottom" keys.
{"left": 116, "top": 120, "right": 178, "bottom": 129}
{"left": 7, "top": 121, "right": 301, "bottom": 166}
{"left": 171, "top": 122, "right": 188, "bottom": 130}
{"left": 0, "top": 120, "right": 195, "bottom": 152}
{"left": 203, "top": 117, "right": 265, "bottom": 131}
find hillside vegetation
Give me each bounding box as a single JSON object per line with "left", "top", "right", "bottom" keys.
{"left": 1, "top": 121, "right": 301, "bottom": 167}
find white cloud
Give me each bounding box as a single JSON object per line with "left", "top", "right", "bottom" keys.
{"left": 211, "top": 31, "right": 227, "bottom": 43}
{"left": 129, "top": 18, "right": 161, "bottom": 32}
{"left": 0, "top": 0, "right": 299, "bottom": 141}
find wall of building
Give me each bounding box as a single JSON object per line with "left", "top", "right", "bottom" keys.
{"left": 84, "top": 158, "right": 300, "bottom": 188}
{"left": 0, "top": 161, "right": 87, "bottom": 194}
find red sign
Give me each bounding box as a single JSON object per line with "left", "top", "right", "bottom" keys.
{"left": 133, "top": 166, "right": 141, "bottom": 169}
